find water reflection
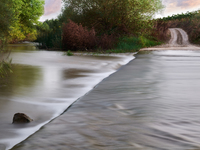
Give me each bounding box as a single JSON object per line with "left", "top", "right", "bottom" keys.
{"left": 62, "top": 69, "right": 95, "bottom": 79}
{"left": 0, "top": 43, "right": 134, "bottom": 150}
{"left": 8, "top": 43, "right": 38, "bottom": 52}
{"left": 0, "top": 65, "right": 41, "bottom": 97}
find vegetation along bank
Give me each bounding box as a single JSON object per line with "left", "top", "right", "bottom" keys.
{"left": 2, "top": 0, "right": 200, "bottom": 76}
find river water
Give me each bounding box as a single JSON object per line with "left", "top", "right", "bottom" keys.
{"left": 11, "top": 49, "right": 200, "bottom": 150}
{"left": 0, "top": 43, "right": 134, "bottom": 150}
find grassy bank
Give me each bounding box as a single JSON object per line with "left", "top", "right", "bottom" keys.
{"left": 104, "top": 36, "right": 161, "bottom": 53}
{"left": 36, "top": 34, "right": 161, "bottom": 53}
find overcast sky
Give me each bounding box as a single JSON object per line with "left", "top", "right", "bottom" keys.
{"left": 39, "top": 0, "right": 200, "bottom": 21}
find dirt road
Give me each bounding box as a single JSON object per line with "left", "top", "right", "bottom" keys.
{"left": 140, "top": 28, "right": 200, "bottom": 51}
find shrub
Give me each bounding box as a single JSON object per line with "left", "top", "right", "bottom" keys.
{"left": 116, "top": 36, "right": 141, "bottom": 51}
{"left": 62, "top": 20, "right": 96, "bottom": 51}
{"left": 152, "top": 20, "right": 170, "bottom": 42}
{"left": 35, "top": 19, "right": 62, "bottom": 50}
{"left": 139, "top": 36, "right": 161, "bottom": 47}
{"left": 98, "top": 34, "right": 115, "bottom": 50}
{"left": 66, "top": 50, "right": 73, "bottom": 56}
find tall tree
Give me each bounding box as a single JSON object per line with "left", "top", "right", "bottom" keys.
{"left": 61, "top": 0, "right": 163, "bottom": 34}
{"left": 0, "top": 0, "right": 13, "bottom": 39}
{"left": 9, "top": 0, "right": 45, "bottom": 42}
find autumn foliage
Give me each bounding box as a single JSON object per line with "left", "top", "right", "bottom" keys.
{"left": 62, "top": 20, "right": 96, "bottom": 50}
{"left": 97, "top": 34, "right": 115, "bottom": 50}
{"left": 152, "top": 20, "right": 171, "bottom": 42}
{"left": 62, "top": 20, "right": 116, "bottom": 50}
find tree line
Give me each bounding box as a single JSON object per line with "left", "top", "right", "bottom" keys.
{"left": 0, "top": 0, "right": 44, "bottom": 44}
{"left": 0, "top": 0, "right": 44, "bottom": 77}
{"left": 154, "top": 10, "right": 200, "bottom": 44}
{"left": 36, "top": 0, "right": 164, "bottom": 51}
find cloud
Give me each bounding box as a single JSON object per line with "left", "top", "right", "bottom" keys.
{"left": 163, "top": 0, "right": 200, "bottom": 9}
{"left": 180, "top": 0, "right": 200, "bottom": 8}
{"left": 44, "top": 0, "right": 62, "bottom": 16}
{"left": 41, "top": 0, "right": 200, "bottom": 20}
{"left": 161, "top": 0, "right": 200, "bottom": 17}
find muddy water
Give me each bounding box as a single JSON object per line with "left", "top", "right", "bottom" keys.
{"left": 11, "top": 49, "right": 200, "bottom": 150}
{"left": 11, "top": 50, "right": 200, "bottom": 150}
{"left": 0, "top": 43, "right": 134, "bottom": 150}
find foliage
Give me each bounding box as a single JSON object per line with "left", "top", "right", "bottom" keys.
{"left": 158, "top": 10, "right": 199, "bottom": 22}
{"left": 63, "top": 50, "right": 74, "bottom": 56}
{"left": 36, "top": 18, "right": 162, "bottom": 52}
{"left": 98, "top": 34, "right": 116, "bottom": 50}
{"left": 61, "top": 0, "right": 163, "bottom": 35}
{"left": 0, "top": 0, "right": 44, "bottom": 77}
{"left": 154, "top": 10, "right": 200, "bottom": 44}
{"left": 109, "top": 36, "right": 161, "bottom": 53}
{"left": 67, "top": 50, "right": 74, "bottom": 56}
{"left": 62, "top": 20, "right": 96, "bottom": 50}
{"left": 0, "top": 0, "right": 13, "bottom": 38}
{"left": 36, "top": 0, "right": 164, "bottom": 52}
{"left": 35, "top": 19, "right": 62, "bottom": 49}
{"left": 114, "top": 36, "right": 141, "bottom": 52}
{"left": 139, "top": 36, "right": 161, "bottom": 47}
{"left": 10, "top": 0, "right": 44, "bottom": 43}
{"left": 0, "top": 60, "right": 12, "bottom": 78}
{"left": 0, "top": 0, "right": 44, "bottom": 43}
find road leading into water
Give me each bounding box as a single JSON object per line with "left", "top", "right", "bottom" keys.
{"left": 11, "top": 29, "right": 200, "bottom": 150}
{"left": 141, "top": 28, "right": 200, "bottom": 51}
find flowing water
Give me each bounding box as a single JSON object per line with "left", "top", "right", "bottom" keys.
{"left": 0, "top": 43, "right": 134, "bottom": 150}
{"left": 2, "top": 28, "right": 200, "bottom": 150}
{"left": 11, "top": 49, "right": 200, "bottom": 150}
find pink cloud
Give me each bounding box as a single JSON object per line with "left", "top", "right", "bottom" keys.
{"left": 44, "top": 0, "right": 62, "bottom": 16}
{"left": 181, "top": 0, "right": 200, "bottom": 8}
{"left": 163, "top": 0, "right": 200, "bottom": 9}
{"left": 161, "top": 0, "right": 200, "bottom": 17}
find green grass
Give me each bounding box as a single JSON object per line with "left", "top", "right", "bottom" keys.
{"left": 104, "top": 36, "right": 162, "bottom": 53}
{"left": 115, "top": 36, "right": 141, "bottom": 51}
{"left": 139, "top": 36, "right": 162, "bottom": 47}
{"left": 63, "top": 50, "right": 74, "bottom": 56}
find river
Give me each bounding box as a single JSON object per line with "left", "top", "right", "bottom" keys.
{"left": 0, "top": 43, "right": 134, "bottom": 150}
{"left": 2, "top": 28, "right": 200, "bottom": 150}
{"left": 11, "top": 49, "right": 200, "bottom": 150}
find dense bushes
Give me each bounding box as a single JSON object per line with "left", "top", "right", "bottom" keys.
{"left": 152, "top": 20, "right": 171, "bottom": 42}
{"left": 35, "top": 19, "right": 62, "bottom": 49}
{"left": 36, "top": 19, "right": 162, "bottom": 52}
{"left": 62, "top": 20, "right": 96, "bottom": 50}
{"left": 61, "top": 0, "right": 163, "bottom": 35}
{"left": 35, "top": 0, "right": 164, "bottom": 52}
{"left": 37, "top": 19, "right": 118, "bottom": 51}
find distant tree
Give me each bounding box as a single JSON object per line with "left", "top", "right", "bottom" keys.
{"left": 0, "top": 0, "right": 13, "bottom": 40}
{"left": 61, "top": 0, "right": 163, "bottom": 34}
{"left": 8, "top": 0, "right": 45, "bottom": 42}
{"left": 0, "top": 0, "right": 44, "bottom": 77}
{"left": 0, "top": 0, "right": 13, "bottom": 77}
